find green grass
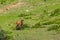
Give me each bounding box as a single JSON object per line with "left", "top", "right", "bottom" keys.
{"left": 0, "top": 0, "right": 18, "bottom": 8}
{"left": 4, "top": 28, "right": 58, "bottom": 40}
{"left": 0, "top": 0, "right": 60, "bottom": 40}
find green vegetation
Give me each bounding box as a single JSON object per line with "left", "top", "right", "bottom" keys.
{"left": 0, "top": 0, "right": 18, "bottom": 8}
{"left": 0, "top": 0, "right": 60, "bottom": 40}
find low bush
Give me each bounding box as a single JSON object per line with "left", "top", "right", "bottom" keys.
{"left": 47, "top": 24, "right": 60, "bottom": 31}
{"left": 24, "top": 16, "right": 32, "bottom": 19}
{"left": 18, "top": 13, "right": 32, "bottom": 17}
{"left": 22, "top": 24, "right": 29, "bottom": 28}
{"left": 0, "top": 26, "right": 13, "bottom": 40}
{"left": 0, "top": 27, "right": 7, "bottom": 40}
{"left": 50, "top": 8, "right": 60, "bottom": 16}
{"left": 32, "top": 22, "right": 45, "bottom": 28}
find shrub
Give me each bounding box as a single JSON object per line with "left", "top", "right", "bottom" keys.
{"left": 0, "top": 26, "right": 13, "bottom": 40}
{"left": 44, "top": 0, "right": 47, "bottom": 2}
{"left": 6, "top": 30, "right": 13, "bottom": 40}
{"left": 0, "top": 27, "right": 7, "bottom": 40}
{"left": 18, "top": 13, "right": 32, "bottom": 17}
{"left": 0, "top": 0, "right": 6, "bottom": 4}
{"left": 32, "top": 22, "right": 45, "bottom": 28}
{"left": 50, "top": 8, "right": 60, "bottom": 16}
{"left": 42, "top": 21, "right": 54, "bottom": 25}
{"left": 24, "top": 16, "right": 32, "bottom": 19}
{"left": 22, "top": 24, "right": 29, "bottom": 28}
{"left": 43, "top": 10, "right": 47, "bottom": 13}
{"left": 47, "top": 24, "right": 60, "bottom": 31}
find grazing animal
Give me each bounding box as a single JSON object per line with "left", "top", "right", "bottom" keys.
{"left": 16, "top": 19, "right": 24, "bottom": 30}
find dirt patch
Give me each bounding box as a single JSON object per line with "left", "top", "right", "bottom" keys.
{"left": 0, "top": 2, "right": 24, "bottom": 13}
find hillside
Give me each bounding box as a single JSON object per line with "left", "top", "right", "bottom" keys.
{"left": 0, "top": 0, "right": 60, "bottom": 40}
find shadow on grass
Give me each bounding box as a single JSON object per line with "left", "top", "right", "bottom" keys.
{"left": 13, "top": 24, "right": 30, "bottom": 30}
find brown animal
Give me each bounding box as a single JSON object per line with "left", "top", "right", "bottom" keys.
{"left": 16, "top": 19, "right": 24, "bottom": 30}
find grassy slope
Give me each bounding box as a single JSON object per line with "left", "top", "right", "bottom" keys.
{"left": 0, "top": 0, "right": 18, "bottom": 8}
{"left": 0, "top": 0, "right": 60, "bottom": 40}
